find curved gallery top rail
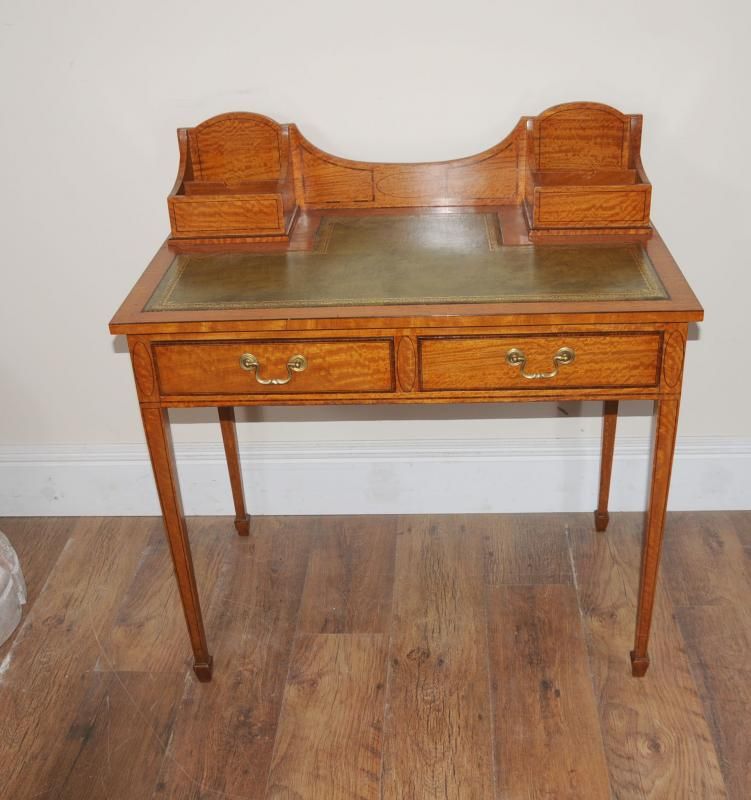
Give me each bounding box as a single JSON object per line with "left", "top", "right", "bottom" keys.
{"left": 167, "top": 102, "right": 652, "bottom": 245}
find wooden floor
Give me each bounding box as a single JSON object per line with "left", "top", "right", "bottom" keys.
{"left": 0, "top": 512, "right": 748, "bottom": 799}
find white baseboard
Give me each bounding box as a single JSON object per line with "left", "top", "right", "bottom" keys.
{"left": 0, "top": 437, "right": 748, "bottom": 516}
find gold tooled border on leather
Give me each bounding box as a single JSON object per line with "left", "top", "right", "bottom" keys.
{"left": 313, "top": 213, "right": 503, "bottom": 254}
{"left": 146, "top": 217, "right": 667, "bottom": 311}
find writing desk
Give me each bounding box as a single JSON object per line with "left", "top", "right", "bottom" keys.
{"left": 110, "top": 103, "right": 703, "bottom": 681}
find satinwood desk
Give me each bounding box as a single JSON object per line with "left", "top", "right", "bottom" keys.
{"left": 109, "top": 103, "right": 703, "bottom": 681}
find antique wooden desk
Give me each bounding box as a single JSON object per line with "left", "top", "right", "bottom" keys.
{"left": 110, "top": 102, "right": 703, "bottom": 682}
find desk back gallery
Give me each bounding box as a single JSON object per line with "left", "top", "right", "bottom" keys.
{"left": 166, "top": 101, "right": 652, "bottom": 246}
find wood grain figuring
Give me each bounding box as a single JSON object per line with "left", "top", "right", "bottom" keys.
{"left": 671, "top": 604, "right": 751, "bottom": 799}
{"left": 488, "top": 584, "right": 612, "bottom": 798}
{"left": 446, "top": 142, "right": 518, "bottom": 201}
{"left": 189, "top": 113, "right": 283, "bottom": 184}
{"left": 381, "top": 517, "right": 495, "bottom": 798}
{"left": 131, "top": 340, "right": 156, "bottom": 399}
{"left": 299, "top": 143, "right": 375, "bottom": 204}
{"left": 662, "top": 512, "right": 751, "bottom": 797}
{"left": 396, "top": 335, "right": 417, "bottom": 392}
{"left": 266, "top": 634, "right": 388, "bottom": 799}
{"left": 595, "top": 399, "right": 619, "bottom": 531}
{"left": 0, "top": 518, "right": 154, "bottom": 798}
{"left": 375, "top": 164, "right": 447, "bottom": 201}
{"left": 567, "top": 516, "right": 649, "bottom": 796}
{"left": 632, "top": 397, "right": 681, "bottom": 675}
{"left": 568, "top": 513, "right": 728, "bottom": 799}
{"left": 140, "top": 408, "right": 212, "bottom": 680}
{"left": 662, "top": 328, "right": 686, "bottom": 389}
{"left": 48, "top": 671, "right": 183, "bottom": 800}
{"left": 728, "top": 510, "right": 751, "bottom": 548}
{"left": 163, "top": 102, "right": 658, "bottom": 245}
{"left": 2, "top": 513, "right": 746, "bottom": 798}
{"left": 480, "top": 513, "right": 573, "bottom": 585}
{"left": 535, "top": 103, "right": 630, "bottom": 170}
{"left": 419, "top": 332, "right": 661, "bottom": 391}
{"left": 170, "top": 195, "right": 283, "bottom": 236}
{"left": 154, "top": 338, "right": 396, "bottom": 396}
{"left": 169, "top": 113, "right": 297, "bottom": 243}
{"left": 612, "top": 517, "right": 728, "bottom": 797}
{"left": 217, "top": 407, "right": 250, "bottom": 536}
{"left": 528, "top": 225, "right": 653, "bottom": 242}
{"left": 297, "top": 516, "right": 397, "bottom": 634}
{"left": 0, "top": 518, "right": 71, "bottom": 649}
{"left": 293, "top": 123, "right": 522, "bottom": 209}
{"left": 102, "top": 519, "right": 227, "bottom": 672}
{"left": 153, "top": 518, "right": 312, "bottom": 799}
{"left": 535, "top": 186, "right": 650, "bottom": 226}
{"left": 183, "top": 179, "right": 283, "bottom": 195}
{"left": 535, "top": 168, "right": 638, "bottom": 187}
{"left": 525, "top": 103, "right": 651, "bottom": 238}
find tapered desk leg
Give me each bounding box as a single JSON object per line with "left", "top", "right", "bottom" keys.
{"left": 218, "top": 407, "right": 251, "bottom": 536}
{"left": 141, "top": 407, "right": 213, "bottom": 681}
{"left": 631, "top": 397, "right": 680, "bottom": 677}
{"left": 594, "top": 400, "right": 619, "bottom": 532}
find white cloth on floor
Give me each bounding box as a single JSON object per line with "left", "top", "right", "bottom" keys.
{"left": 0, "top": 531, "right": 26, "bottom": 646}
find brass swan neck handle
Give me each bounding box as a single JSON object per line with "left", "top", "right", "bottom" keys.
{"left": 505, "top": 346, "right": 575, "bottom": 380}
{"left": 239, "top": 353, "right": 308, "bottom": 385}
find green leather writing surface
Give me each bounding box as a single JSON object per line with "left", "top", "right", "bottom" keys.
{"left": 146, "top": 213, "right": 666, "bottom": 311}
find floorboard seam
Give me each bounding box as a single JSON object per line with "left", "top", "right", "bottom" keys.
{"left": 0, "top": 526, "right": 77, "bottom": 675}
{"left": 664, "top": 530, "right": 740, "bottom": 800}
{"left": 481, "top": 560, "right": 501, "bottom": 799}
{"left": 262, "top": 525, "right": 316, "bottom": 799}
{"left": 374, "top": 522, "right": 399, "bottom": 800}
{"left": 565, "top": 520, "right": 618, "bottom": 800}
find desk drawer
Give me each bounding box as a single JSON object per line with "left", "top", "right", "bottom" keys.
{"left": 419, "top": 333, "right": 661, "bottom": 391}
{"left": 154, "top": 338, "right": 395, "bottom": 396}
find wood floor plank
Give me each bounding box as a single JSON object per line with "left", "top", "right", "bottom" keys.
{"left": 102, "top": 517, "right": 233, "bottom": 673}
{"left": 297, "top": 516, "right": 397, "bottom": 634}
{"left": 0, "top": 517, "right": 153, "bottom": 799}
{"left": 48, "top": 671, "right": 184, "bottom": 800}
{"left": 725, "top": 511, "right": 751, "bottom": 550}
{"left": 265, "top": 633, "right": 388, "bottom": 799}
{"left": 672, "top": 603, "right": 751, "bottom": 800}
{"left": 487, "top": 583, "right": 611, "bottom": 798}
{"left": 480, "top": 513, "right": 573, "bottom": 586}
{"left": 1, "top": 512, "right": 749, "bottom": 799}
{"left": 0, "top": 516, "right": 73, "bottom": 657}
{"left": 662, "top": 511, "right": 751, "bottom": 799}
{"left": 151, "top": 517, "right": 312, "bottom": 800}
{"left": 569, "top": 513, "right": 728, "bottom": 799}
{"left": 566, "top": 514, "right": 645, "bottom": 798}
{"left": 662, "top": 512, "right": 749, "bottom": 608}
{"left": 381, "top": 516, "right": 495, "bottom": 799}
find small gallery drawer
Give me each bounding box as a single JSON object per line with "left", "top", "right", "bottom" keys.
{"left": 154, "top": 338, "right": 395, "bottom": 396}
{"left": 534, "top": 186, "right": 650, "bottom": 228}
{"left": 419, "top": 333, "right": 661, "bottom": 391}
{"left": 169, "top": 195, "right": 285, "bottom": 237}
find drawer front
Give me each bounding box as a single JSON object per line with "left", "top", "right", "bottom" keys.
{"left": 154, "top": 339, "right": 395, "bottom": 396}
{"left": 419, "top": 333, "right": 661, "bottom": 391}
{"left": 535, "top": 186, "right": 650, "bottom": 228}
{"left": 170, "top": 195, "right": 284, "bottom": 236}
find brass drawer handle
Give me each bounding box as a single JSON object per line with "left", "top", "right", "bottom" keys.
{"left": 505, "top": 346, "right": 575, "bottom": 380}
{"left": 239, "top": 353, "right": 308, "bottom": 385}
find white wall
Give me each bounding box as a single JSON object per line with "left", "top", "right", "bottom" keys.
{"left": 1, "top": 0, "right": 749, "bottom": 513}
